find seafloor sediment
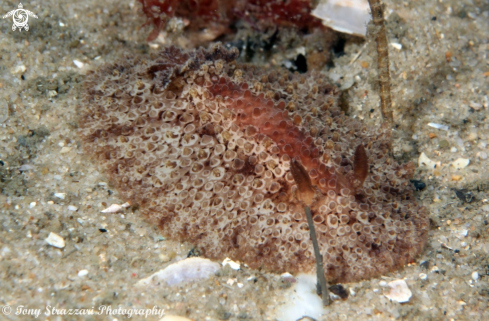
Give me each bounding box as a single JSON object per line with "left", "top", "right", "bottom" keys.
{"left": 0, "top": 0, "right": 488, "bottom": 320}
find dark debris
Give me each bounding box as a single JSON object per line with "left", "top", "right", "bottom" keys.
{"left": 410, "top": 180, "right": 426, "bottom": 191}
{"left": 453, "top": 188, "right": 475, "bottom": 203}
{"left": 328, "top": 284, "right": 349, "bottom": 300}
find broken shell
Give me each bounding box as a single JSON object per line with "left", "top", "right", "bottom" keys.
{"left": 418, "top": 152, "right": 437, "bottom": 169}
{"left": 101, "top": 204, "right": 123, "bottom": 213}
{"left": 384, "top": 279, "right": 412, "bottom": 303}
{"left": 136, "top": 257, "right": 220, "bottom": 286}
{"left": 312, "top": 0, "right": 370, "bottom": 37}
{"left": 54, "top": 192, "right": 66, "bottom": 199}
{"left": 451, "top": 158, "right": 470, "bottom": 170}
{"left": 428, "top": 122, "right": 449, "bottom": 131}
{"left": 222, "top": 257, "right": 240, "bottom": 270}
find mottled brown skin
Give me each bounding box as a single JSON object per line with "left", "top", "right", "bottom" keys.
{"left": 79, "top": 44, "right": 429, "bottom": 283}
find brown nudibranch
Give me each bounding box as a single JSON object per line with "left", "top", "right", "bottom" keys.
{"left": 79, "top": 44, "right": 429, "bottom": 283}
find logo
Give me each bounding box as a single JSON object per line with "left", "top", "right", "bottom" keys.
{"left": 3, "top": 3, "right": 38, "bottom": 32}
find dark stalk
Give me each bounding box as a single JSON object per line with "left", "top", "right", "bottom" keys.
{"left": 367, "top": 0, "right": 393, "bottom": 124}
{"left": 304, "top": 205, "right": 331, "bottom": 306}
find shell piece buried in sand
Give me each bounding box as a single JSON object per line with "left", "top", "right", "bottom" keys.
{"left": 384, "top": 279, "right": 412, "bottom": 303}
{"left": 312, "top": 0, "right": 370, "bottom": 37}
{"left": 136, "top": 257, "right": 220, "bottom": 287}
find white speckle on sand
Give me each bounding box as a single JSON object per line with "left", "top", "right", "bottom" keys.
{"left": 472, "top": 272, "right": 479, "bottom": 281}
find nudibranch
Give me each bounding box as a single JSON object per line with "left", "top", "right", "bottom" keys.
{"left": 79, "top": 44, "right": 429, "bottom": 283}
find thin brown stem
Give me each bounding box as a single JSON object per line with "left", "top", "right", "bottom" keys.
{"left": 367, "top": 0, "right": 393, "bottom": 124}
{"left": 305, "top": 206, "right": 331, "bottom": 306}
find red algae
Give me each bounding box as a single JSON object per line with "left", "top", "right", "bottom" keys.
{"left": 78, "top": 44, "right": 429, "bottom": 283}
{"left": 138, "top": 0, "right": 322, "bottom": 41}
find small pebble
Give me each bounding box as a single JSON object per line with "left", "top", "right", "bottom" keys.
{"left": 451, "top": 175, "right": 462, "bottom": 181}
{"left": 469, "top": 101, "right": 482, "bottom": 111}
{"left": 78, "top": 269, "right": 89, "bottom": 277}
{"left": 419, "top": 273, "right": 428, "bottom": 280}
{"left": 47, "top": 90, "right": 58, "bottom": 98}
{"left": 45, "top": 232, "right": 66, "bottom": 248}
{"left": 29, "top": 202, "right": 36, "bottom": 208}
{"left": 472, "top": 272, "right": 479, "bottom": 280}
{"left": 68, "top": 205, "right": 78, "bottom": 211}
{"left": 410, "top": 180, "right": 426, "bottom": 191}
{"left": 451, "top": 147, "right": 458, "bottom": 153}
{"left": 12, "top": 65, "right": 26, "bottom": 74}
{"left": 60, "top": 147, "right": 72, "bottom": 154}
{"left": 159, "top": 254, "right": 170, "bottom": 262}
{"left": 478, "top": 152, "right": 488, "bottom": 160}
{"left": 439, "top": 140, "right": 449, "bottom": 148}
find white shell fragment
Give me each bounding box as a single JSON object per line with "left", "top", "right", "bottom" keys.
{"left": 451, "top": 158, "right": 470, "bottom": 170}
{"left": 222, "top": 257, "right": 240, "bottom": 270}
{"left": 136, "top": 257, "right": 220, "bottom": 286}
{"left": 418, "top": 152, "right": 437, "bottom": 169}
{"left": 101, "top": 204, "right": 123, "bottom": 213}
{"left": 45, "top": 232, "right": 66, "bottom": 248}
{"left": 78, "top": 269, "right": 89, "bottom": 277}
{"left": 390, "top": 42, "right": 402, "bottom": 50}
{"left": 311, "top": 0, "right": 370, "bottom": 37}
{"left": 428, "top": 122, "right": 449, "bottom": 131}
{"left": 60, "top": 147, "right": 72, "bottom": 154}
{"left": 54, "top": 192, "right": 66, "bottom": 200}
{"left": 384, "top": 279, "right": 412, "bottom": 303}
{"left": 12, "top": 64, "right": 26, "bottom": 74}
{"left": 73, "top": 59, "right": 85, "bottom": 68}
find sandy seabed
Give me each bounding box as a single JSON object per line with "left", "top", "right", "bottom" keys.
{"left": 0, "top": 0, "right": 488, "bottom": 320}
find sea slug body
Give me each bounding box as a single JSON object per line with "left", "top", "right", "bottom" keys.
{"left": 79, "top": 44, "right": 429, "bottom": 283}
